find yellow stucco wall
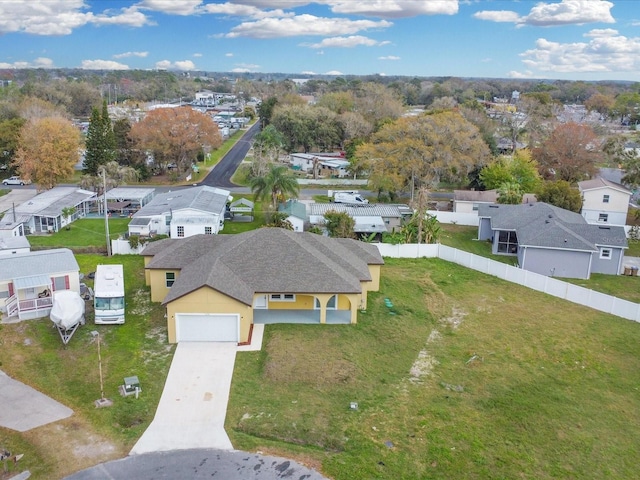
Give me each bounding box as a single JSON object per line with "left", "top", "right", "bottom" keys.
{"left": 166, "top": 286, "right": 253, "bottom": 343}
{"left": 148, "top": 269, "right": 180, "bottom": 303}
{"left": 266, "top": 294, "right": 314, "bottom": 310}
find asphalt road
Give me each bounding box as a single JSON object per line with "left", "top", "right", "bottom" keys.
{"left": 64, "top": 449, "right": 328, "bottom": 480}
{"left": 200, "top": 122, "right": 261, "bottom": 189}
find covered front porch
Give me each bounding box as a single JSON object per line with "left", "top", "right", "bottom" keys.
{"left": 253, "top": 309, "right": 352, "bottom": 325}
{"left": 4, "top": 274, "right": 54, "bottom": 321}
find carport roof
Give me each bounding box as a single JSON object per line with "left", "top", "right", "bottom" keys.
{"left": 144, "top": 228, "right": 384, "bottom": 306}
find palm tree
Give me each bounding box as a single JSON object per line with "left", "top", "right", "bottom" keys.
{"left": 250, "top": 164, "right": 300, "bottom": 207}
{"left": 497, "top": 181, "right": 524, "bottom": 205}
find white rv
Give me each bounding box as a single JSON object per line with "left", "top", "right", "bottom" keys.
{"left": 94, "top": 264, "right": 125, "bottom": 325}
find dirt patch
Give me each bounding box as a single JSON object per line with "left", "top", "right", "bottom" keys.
{"left": 128, "top": 289, "right": 154, "bottom": 317}
{"left": 440, "top": 306, "right": 467, "bottom": 330}
{"left": 22, "top": 416, "right": 126, "bottom": 479}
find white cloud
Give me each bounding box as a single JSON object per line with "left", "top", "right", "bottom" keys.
{"left": 225, "top": 15, "right": 392, "bottom": 39}
{"left": 508, "top": 70, "right": 536, "bottom": 79}
{"left": 326, "top": 0, "right": 458, "bottom": 18}
{"left": 81, "top": 59, "right": 130, "bottom": 70}
{"left": 475, "top": 0, "right": 614, "bottom": 27}
{"left": 519, "top": 31, "right": 640, "bottom": 73}
{"left": 193, "top": 53, "right": 203, "bottom": 57}
{"left": 113, "top": 51, "right": 149, "bottom": 59}
{"left": 225, "top": 53, "right": 234, "bottom": 57}
{"left": 235, "top": 62, "right": 261, "bottom": 69}
{"left": 231, "top": 67, "right": 252, "bottom": 72}
{"left": 91, "top": 6, "right": 153, "bottom": 28}
{"left": 0, "top": 57, "right": 55, "bottom": 69}
{"left": 324, "top": 70, "right": 343, "bottom": 75}
{"left": 202, "top": 2, "right": 290, "bottom": 19}
{"left": 306, "top": 35, "right": 382, "bottom": 48}
{"left": 0, "top": 1, "right": 153, "bottom": 35}
{"left": 154, "top": 59, "right": 196, "bottom": 70}
{"left": 379, "top": 55, "right": 400, "bottom": 60}
{"left": 136, "top": 0, "right": 203, "bottom": 16}
{"left": 473, "top": 10, "right": 520, "bottom": 23}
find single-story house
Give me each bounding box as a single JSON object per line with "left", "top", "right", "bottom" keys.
{"left": 0, "top": 213, "right": 29, "bottom": 238}
{"left": 289, "top": 153, "right": 349, "bottom": 177}
{"left": 454, "top": 189, "right": 537, "bottom": 213}
{"left": 308, "top": 203, "right": 413, "bottom": 236}
{"left": 13, "top": 187, "right": 96, "bottom": 233}
{"left": 103, "top": 187, "right": 155, "bottom": 216}
{"left": 578, "top": 178, "right": 631, "bottom": 226}
{"left": 128, "top": 186, "right": 231, "bottom": 238}
{"left": 0, "top": 236, "right": 30, "bottom": 256}
{"left": 278, "top": 199, "right": 307, "bottom": 232}
{"left": 142, "top": 228, "right": 384, "bottom": 344}
{"left": 478, "top": 202, "right": 627, "bottom": 279}
{"left": 0, "top": 248, "right": 81, "bottom": 321}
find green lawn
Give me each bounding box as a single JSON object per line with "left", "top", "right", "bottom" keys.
{"left": 0, "top": 254, "right": 174, "bottom": 479}
{"left": 438, "top": 224, "right": 516, "bottom": 266}
{"left": 27, "top": 218, "right": 130, "bottom": 252}
{"left": 227, "top": 258, "right": 640, "bottom": 480}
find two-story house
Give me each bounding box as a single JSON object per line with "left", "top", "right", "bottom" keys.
{"left": 578, "top": 178, "right": 631, "bottom": 226}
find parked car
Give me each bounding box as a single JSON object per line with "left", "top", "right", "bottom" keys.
{"left": 2, "top": 176, "right": 31, "bottom": 186}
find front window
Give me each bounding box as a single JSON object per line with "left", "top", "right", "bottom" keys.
{"left": 205, "top": 226, "right": 212, "bottom": 235}
{"left": 603, "top": 194, "right": 610, "bottom": 203}
{"left": 166, "top": 272, "right": 175, "bottom": 287}
{"left": 472, "top": 203, "right": 479, "bottom": 211}
{"left": 600, "top": 248, "right": 612, "bottom": 259}
{"left": 52, "top": 275, "right": 67, "bottom": 291}
{"left": 598, "top": 213, "right": 608, "bottom": 223}
{"left": 497, "top": 230, "right": 518, "bottom": 254}
{"left": 177, "top": 226, "right": 184, "bottom": 237}
{"left": 94, "top": 296, "right": 125, "bottom": 310}
{"left": 270, "top": 294, "right": 295, "bottom": 302}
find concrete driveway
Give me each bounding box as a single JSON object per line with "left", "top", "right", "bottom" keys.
{"left": 0, "top": 370, "right": 73, "bottom": 431}
{"left": 0, "top": 187, "right": 38, "bottom": 214}
{"left": 130, "top": 342, "right": 237, "bottom": 455}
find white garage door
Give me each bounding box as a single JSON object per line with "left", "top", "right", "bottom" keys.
{"left": 175, "top": 313, "right": 239, "bottom": 342}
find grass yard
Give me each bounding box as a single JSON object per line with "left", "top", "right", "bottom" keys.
{"left": 438, "top": 224, "right": 516, "bottom": 266}
{"left": 0, "top": 254, "right": 174, "bottom": 479}
{"left": 27, "top": 218, "right": 130, "bottom": 252}
{"left": 227, "top": 258, "right": 640, "bottom": 480}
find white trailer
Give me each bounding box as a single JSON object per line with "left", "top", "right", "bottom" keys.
{"left": 94, "top": 264, "right": 125, "bottom": 325}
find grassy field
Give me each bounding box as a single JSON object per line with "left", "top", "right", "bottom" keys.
{"left": 27, "top": 218, "right": 130, "bottom": 251}
{"left": 227, "top": 258, "right": 640, "bottom": 479}
{"left": 0, "top": 254, "right": 174, "bottom": 479}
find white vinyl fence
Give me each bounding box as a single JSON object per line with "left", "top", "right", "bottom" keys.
{"left": 374, "top": 243, "right": 640, "bottom": 323}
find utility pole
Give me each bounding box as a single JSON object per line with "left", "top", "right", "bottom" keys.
{"left": 101, "top": 167, "right": 112, "bottom": 256}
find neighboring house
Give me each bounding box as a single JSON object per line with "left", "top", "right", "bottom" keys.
{"left": 578, "top": 178, "right": 631, "bottom": 226}
{"left": 128, "top": 186, "right": 231, "bottom": 238}
{"left": 478, "top": 202, "right": 627, "bottom": 279}
{"left": 142, "top": 228, "right": 384, "bottom": 344}
{"left": 0, "top": 248, "right": 81, "bottom": 321}
{"left": 103, "top": 187, "right": 155, "bottom": 216}
{"left": 0, "top": 236, "right": 30, "bottom": 256}
{"left": 0, "top": 212, "right": 28, "bottom": 238}
{"left": 289, "top": 153, "right": 349, "bottom": 177}
{"left": 454, "top": 189, "right": 536, "bottom": 213}
{"left": 13, "top": 187, "right": 96, "bottom": 233}
{"left": 279, "top": 199, "right": 307, "bottom": 232}
{"left": 307, "top": 203, "right": 413, "bottom": 237}
{"left": 229, "top": 198, "right": 254, "bottom": 221}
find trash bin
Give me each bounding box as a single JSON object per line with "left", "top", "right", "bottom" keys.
{"left": 632, "top": 267, "right": 638, "bottom": 277}
{"left": 624, "top": 266, "right": 632, "bottom": 276}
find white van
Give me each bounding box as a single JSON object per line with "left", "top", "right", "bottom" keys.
{"left": 93, "top": 264, "right": 125, "bottom": 324}
{"left": 333, "top": 192, "right": 369, "bottom": 204}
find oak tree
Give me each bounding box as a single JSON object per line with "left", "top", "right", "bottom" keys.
{"left": 130, "top": 106, "right": 221, "bottom": 173}
{"left": 13, "top": 117, "right": 81, "bottom": 190}
{"left": 533, "top": 122, "right": 600, "bottom": 183}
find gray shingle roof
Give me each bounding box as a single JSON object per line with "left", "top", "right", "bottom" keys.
{"left": 0, "top": 248, "right": 79, "bottom": 282}
{"left": 132, "top": 186, "right": 230, "bottom": 217}
{"left": 145, "top": 228, "right": 384, "bottom": 306}
{"left": 578, "top": 177, "right": 631, "bottom": 194}
{"left": 309, "top": 203, "right": 409, "bottom": 217}
{"left": 15, "top": 187, "right": 95, "bottom": 217}
{"left": 478, "top": 202, "right": 627, "bottom": 251}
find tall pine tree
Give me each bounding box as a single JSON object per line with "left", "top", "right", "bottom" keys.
{"left": 84, "top": 100, "right": 115, "bottom": 175}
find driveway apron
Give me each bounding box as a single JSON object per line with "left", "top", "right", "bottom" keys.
{"left": 130, "top": 342, "right": 237, "bottom": 455}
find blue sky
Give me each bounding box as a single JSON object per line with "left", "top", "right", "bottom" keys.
{"left": 0, "top": 0, "right": 638, "bottom": 81}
